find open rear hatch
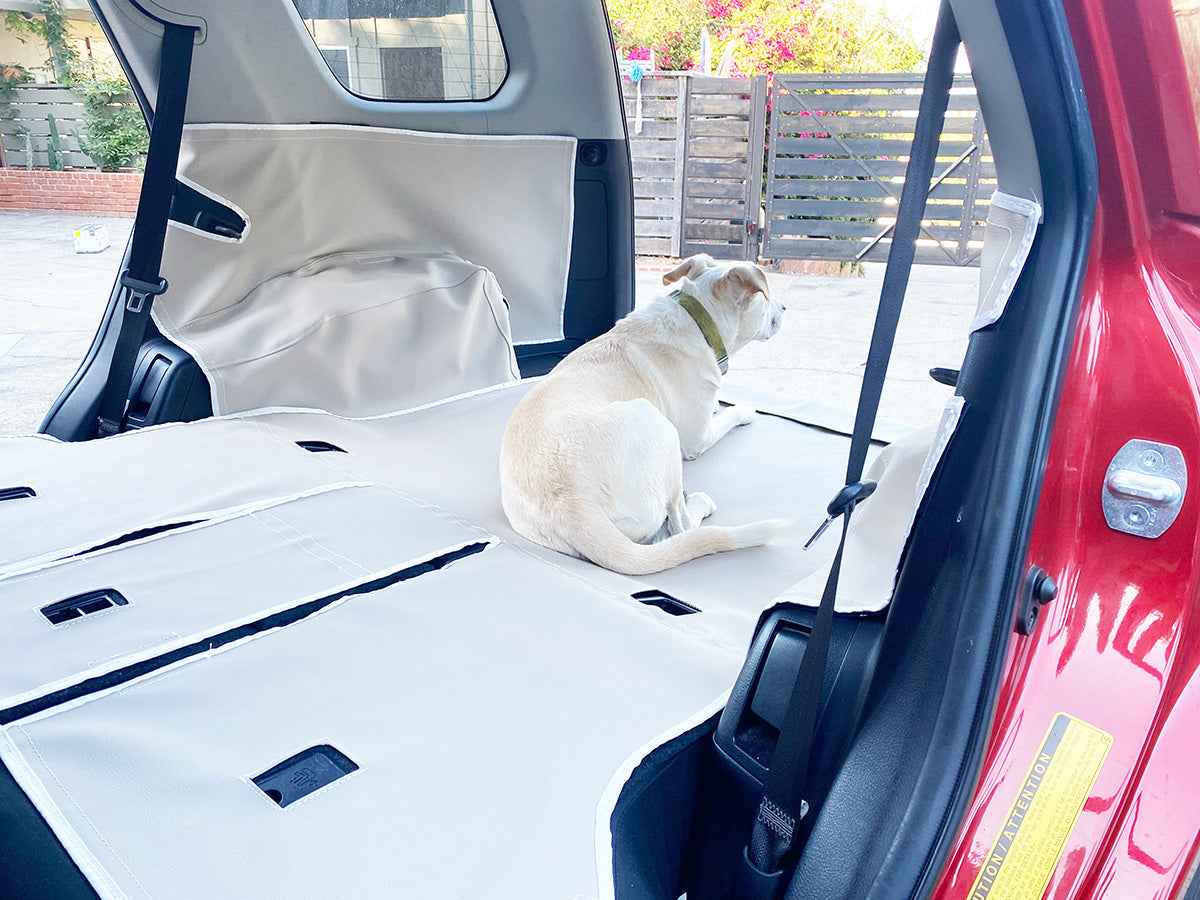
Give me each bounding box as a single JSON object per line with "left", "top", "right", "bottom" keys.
{"left": 1, "top": 0, "right": 1097, "bottom": 897}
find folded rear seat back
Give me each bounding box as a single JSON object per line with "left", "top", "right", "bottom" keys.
{"left": 0, "top": 482, "right": 485, "bottom": 711}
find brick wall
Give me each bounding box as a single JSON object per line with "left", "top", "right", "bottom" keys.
{"left": 0, "top": 169, "right": 142, "bottom": 216}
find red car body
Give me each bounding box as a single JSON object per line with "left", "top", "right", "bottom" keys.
{"left": 936, "top": 1, "right": 1200, "bottom": 897}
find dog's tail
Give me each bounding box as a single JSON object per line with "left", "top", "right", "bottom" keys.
{"left": 566, "top": 500, "right": 786, "bottom": 576}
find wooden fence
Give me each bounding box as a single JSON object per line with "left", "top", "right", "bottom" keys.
{"left": 624, "top": 72, "right": 993, "bottom": 266}
{"left": 0, "top": 85, "right": 95, "bottom": 169}
{"left": 623, "top": 74, "right": 766, "bottom": 259}
{"left": 624, "top": 76, "right": 685, "bottom": 257}
{"left": 764, "top": 73, "right": 994, "bottom": 266}
{"left": 679, "top": 75, "right": 767, "bottom": 261}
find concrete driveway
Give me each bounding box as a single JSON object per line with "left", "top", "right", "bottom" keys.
{"left": 0, "top": 211, "right": 978, "bottom": 437}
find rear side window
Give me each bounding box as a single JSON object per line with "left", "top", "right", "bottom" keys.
{"left": 292, "top": 0, "right": 507, "bottom": 101}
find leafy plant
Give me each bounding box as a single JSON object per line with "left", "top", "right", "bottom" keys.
{"left": 607, "top": 0, "right": 925, "bottom": 74}
{"left": 4, "top": 0, "right": 78, "bottom": 83}
{"left": 69, "top": 59, "right": 148, "bottom": 171}
{"left": 0, "top": 62, "right": 32, "bottom": 120}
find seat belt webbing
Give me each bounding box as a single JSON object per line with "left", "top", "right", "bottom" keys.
{"left": 95, "top": 22, "right": 196, "bottom": 439}
{"left": 738, "top": 3, "right": 963, "bottom": 893}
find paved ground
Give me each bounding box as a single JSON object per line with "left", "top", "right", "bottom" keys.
{"left": 0, "top": 211, "right": 978, "bottom": 437}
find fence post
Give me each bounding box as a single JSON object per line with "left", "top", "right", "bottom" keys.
{"left": 672, "top": 75, "right": 690, "bottom": 259}
{"left": 745, "top": 74, "right": 769, "bottom": 261}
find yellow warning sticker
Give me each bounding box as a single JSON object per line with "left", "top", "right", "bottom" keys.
{"left": 968, "top": 712, "right": 1112, "bottom": 900}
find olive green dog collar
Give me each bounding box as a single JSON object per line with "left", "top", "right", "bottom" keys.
{"left": 672, "top": 289, "right": 729, "bottom": 374}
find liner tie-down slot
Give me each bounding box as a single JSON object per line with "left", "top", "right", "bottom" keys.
{"left": 296, "top": 440, "right": 346, "bottom": 454}
{"left": 633, "top": 589, "right": 700, "bottom": 616}
{"left": 253, "top": 745, "right": 359, "bottom": 808}
{"left": 41, "top": 589, "right": 130, "bottom": 626}
{"left": 1, "top": 541, "right": 490, "bottom": 725}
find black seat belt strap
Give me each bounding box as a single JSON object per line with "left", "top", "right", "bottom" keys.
{"left": 95, "top": 22, "right": 196, "bottom": 438}
{"left": 737, "top": 4, "right": 962, "bottom": 895}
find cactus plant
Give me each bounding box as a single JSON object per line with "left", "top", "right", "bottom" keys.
{"left": 46, "top": 112, "right": 62, "bottom": 170}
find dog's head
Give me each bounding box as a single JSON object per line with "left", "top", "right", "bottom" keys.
{"left": 663, "top": 255, "right": 785, "bottom": 346}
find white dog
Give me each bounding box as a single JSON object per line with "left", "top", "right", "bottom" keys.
{"left": 499, "top": 254, "right": 787, "bottom": 575}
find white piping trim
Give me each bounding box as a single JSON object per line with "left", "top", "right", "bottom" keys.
{"left": 165, "top": 173, "right": 252, "bottom": 245}
{"left": 219, "top": 376, "right": 534, "bottom": 423}
{"left": 0, "top": 728, "right": 130, "bottom": 900}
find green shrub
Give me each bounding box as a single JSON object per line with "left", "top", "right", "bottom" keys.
{"left": 4, "top": 0, "right": 77, "bottom": 83}
{"left": 69, "top": 60, "right": 148, "bottom": 171}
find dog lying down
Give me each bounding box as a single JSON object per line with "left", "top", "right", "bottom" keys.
{"left": 499, "top": 254, "right": 789, "bottom": 575}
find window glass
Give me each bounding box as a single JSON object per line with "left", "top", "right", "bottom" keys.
{"left": 293, "top": 0, "right": 507, "bottom": 101}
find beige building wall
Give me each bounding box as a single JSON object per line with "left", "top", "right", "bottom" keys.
{"left": 0, "top": 9, "right": 116, "bottom": 82}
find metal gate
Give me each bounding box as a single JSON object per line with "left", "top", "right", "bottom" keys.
{"left": 762, "top": 73, "right": 993, "bottom": 266}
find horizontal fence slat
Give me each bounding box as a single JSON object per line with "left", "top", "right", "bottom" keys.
{"left": 622, "top": 98, "right": 679, "bottom": 118}
{"left": 681, "top": 242, "right": 744, "bottom": 259}
{"left": 688, "top": 159, "right": 756, "bottom": 179}
{"left": 636, "top": 236, "right": 674, "bottom": 255}
{"left": 685, "top": 222, "right": 745, "bottom": 239}
{"left": 768, "top": 199, "right": 979, "bottom": 219}
{"left": 771, "top": 113, "right": 979, "bottom": 136}
{"left": 683, "top": 180, "right": 746, "bottom": 199}
{"left": 632, "top": 159, "right": 676, "bottom": 179}
{"left": 774, "top": 90, "right": 981, "bottom": 114}
{"left": 763, "top": 236, "right": 980, "bottom": 265}
{"left": 774, "top": 135, "right": 979, "bottom": 158}
{"left": 690, "top": 96, "right": 757, "bottom": 115}
{"left": 768, "top": 218, "right": 986, "bottom": 242}
{"left": 1, "top": 150, "right": 95, "bottom": 168}
{"left": 685, "top": 198, "right": 746, "bottom": 218}
{"left": 688, "top": 119, "right": 751, "bottom": 138}
{"left": 634, "top": 182, "right": 677, "bottom": 199}
{"left": 771, "top": 157, "right": 998, "bottom": 179}
{"left": 635, "top": 199, "right": 676, "bottom": 217}
{"left": 635, "top": 220, "right": 677, "bottom": 237}
{"left": 7, "top": 105, "right": 90, "bottom": 122}
{"left": 625, "top": 119, "right": 677, "bottom": 139}
{"left": 686, "top": 137, "right": 752, "bottom": 157}
{"left": 767, "top": 177, "right": 991, "bottom": 202}
{"left": 630, "top": 139, "right": 679, "bottom": 158}
{"left": 621, "top": 79, "right": 680, "bottom": 97}
{"left": 769, "top": 198, "right": 925, "bottom": 218}
{"left": 687, "top": 76, "right": 756, "bottom": 94}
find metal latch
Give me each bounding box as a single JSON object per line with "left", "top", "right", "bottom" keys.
{"left": 1103, "top": 440, "right": 1187, "bottom": 538}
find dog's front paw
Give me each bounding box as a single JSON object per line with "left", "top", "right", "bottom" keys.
{"left": 732, "top": 404, "right": 757, "bottom": 426}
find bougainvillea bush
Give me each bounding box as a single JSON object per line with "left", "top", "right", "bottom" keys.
{"left": 607, "top": 0, "right": 925, "bottom": 74}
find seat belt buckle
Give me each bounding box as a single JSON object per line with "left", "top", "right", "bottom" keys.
{"left": 735, "top": 845, "right": 790, "bottom": 900}
{"left": 119, "top": 272, "right": 168, "bottom": 313}
{"left": 804, "top": 480, "right": 878, "bottom": 549}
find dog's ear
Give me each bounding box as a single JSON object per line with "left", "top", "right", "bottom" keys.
{"left": 720, "top": 264, "right": 771, "bottom": 305}
{"left": 662, "top": 254, "right": 717, "bottom": 286}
